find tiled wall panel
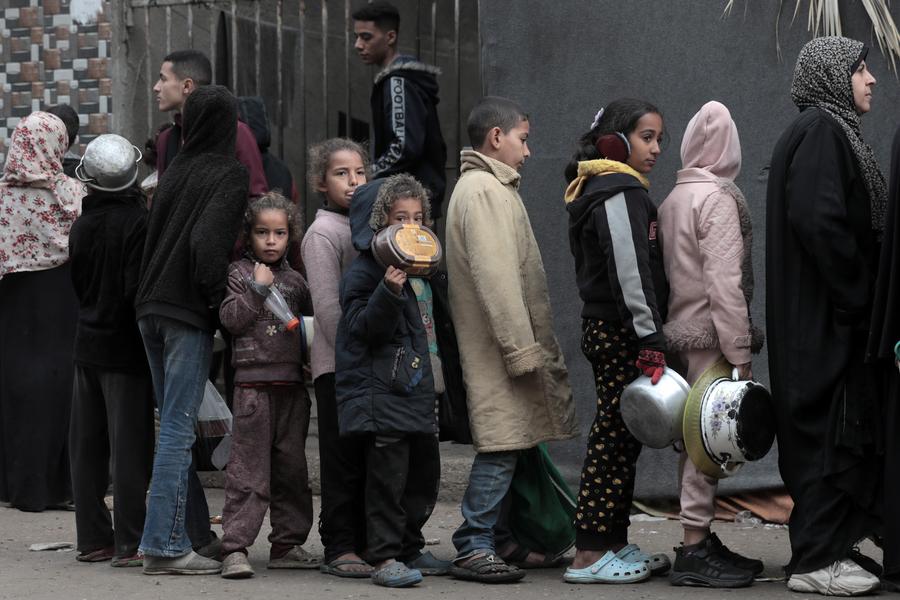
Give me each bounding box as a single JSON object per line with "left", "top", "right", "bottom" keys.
{"left": 0, "top": 0, "right": 112, "bottom": 164}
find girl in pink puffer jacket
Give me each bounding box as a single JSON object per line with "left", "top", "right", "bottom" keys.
{"left": 659, "top": 101, "right": 764, "bottom": 588}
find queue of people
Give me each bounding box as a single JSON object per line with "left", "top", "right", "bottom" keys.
{"left": 0, "top": 0, "right": 899, "bottom": 595}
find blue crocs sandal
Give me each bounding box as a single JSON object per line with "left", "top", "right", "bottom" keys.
{"left": 372, "top": 562, "right": 423, "bottom": 588}
{"left": 616, "top": 544, "right": 671, "bottom": 576}
{"left": 564, "top": 550, "right": 651, "bottom": 584}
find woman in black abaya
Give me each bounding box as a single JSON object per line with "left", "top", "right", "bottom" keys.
{"left": 0, "top": 112, "right": 86, "bottom": 511}
{"left": 765, "top": 37, "right": 884, "bottom": 594}
{"left": 869, "top": 126, "right": 900, "bottom": 589}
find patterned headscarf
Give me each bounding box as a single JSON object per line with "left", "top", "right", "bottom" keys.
{"left": 0, "top": 112, "right": 86, "bottom": 278}
{"left": 791, "top": 36, "right": 887, "bottom": 234}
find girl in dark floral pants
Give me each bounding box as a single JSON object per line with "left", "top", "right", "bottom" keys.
{"left": 574, "top": 320, "right": 641, "bottom": 545}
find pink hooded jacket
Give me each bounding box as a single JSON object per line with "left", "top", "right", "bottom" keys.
{"left": 658, "top": 101, "right": 754, "bottom": 366}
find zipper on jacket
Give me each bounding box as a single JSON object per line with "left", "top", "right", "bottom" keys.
{"left": 390, "top": 346, "right": 405, "bottom": 386}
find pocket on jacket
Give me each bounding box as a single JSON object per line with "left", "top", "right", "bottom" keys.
{"left": 373, "top": 344, "right": 426, "bottom": 396}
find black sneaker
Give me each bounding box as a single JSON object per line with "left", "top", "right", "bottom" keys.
{"left": 669, "top": 537, "right": 754, "bottom": 588}
{"left": 709, "top": 533, "right": 764, "bottom": 576}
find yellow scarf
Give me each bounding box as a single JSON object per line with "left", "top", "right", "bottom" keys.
{"left": 564, "top": 159, "right": 649, "bottom": 204}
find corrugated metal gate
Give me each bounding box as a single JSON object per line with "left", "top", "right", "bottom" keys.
{"left": 123, "top": 0, "right": 481, "bottom": 225}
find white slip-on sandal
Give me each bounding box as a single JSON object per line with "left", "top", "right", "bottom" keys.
{"left": 616, "top": 543, "right": 672, "bottom": 576}
{"left": 564, "top": 550, "right": 651, "bottom": 584}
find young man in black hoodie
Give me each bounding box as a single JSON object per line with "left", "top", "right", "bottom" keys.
{"left": 135, "top": 85, "right": 249, "bottom": 575}
{"left": 353, "top": 1, "right": 448, "bottom": 218}
{"left": 68, "top": 135, "right": 154, "bottom": 568}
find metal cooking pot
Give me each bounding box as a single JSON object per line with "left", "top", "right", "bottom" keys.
{"left": 621, "top": 368, "right": 690, "bottom": 449}
{"left": 76, "top": 134, "right": 142, "bottom": 192}
{"left": 371, "top": 223, "right": 442, "bottom": 277}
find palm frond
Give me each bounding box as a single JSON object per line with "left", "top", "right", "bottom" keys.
{"left": 723, "top": 0, "right": 900, "bottom": 72}
{"left": 859, "top": 0, "right": 900, "bottom": 72}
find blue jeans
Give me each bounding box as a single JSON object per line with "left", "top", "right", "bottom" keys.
{"left": 452, "top": 450, "right": 519, "bottom": 559}
{"left": 138, "top": 315, "right": 213, "bottom": 557}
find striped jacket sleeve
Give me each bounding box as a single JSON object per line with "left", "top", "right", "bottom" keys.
{"left": 372, "top": 75, "right": 427, "bottom": 176}
{"left": 595, "top": 190, "right": 665, "bottom": 351}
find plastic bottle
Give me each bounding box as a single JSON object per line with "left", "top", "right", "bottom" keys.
{"left": 265, "top": 286, "right": 300, "bottom": 331}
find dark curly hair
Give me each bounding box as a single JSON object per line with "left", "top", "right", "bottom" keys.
{"left": 241, "top": 191, "right": 300, "bottom": 248}
{"left": 564, "top": 98, "right": 663, "bottom": 183}
{"left": 370, "top": 173, "right": 431, "bottom": 230}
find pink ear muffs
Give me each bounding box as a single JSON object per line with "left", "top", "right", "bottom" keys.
{"left": 595, "top": 132, "right": 631, "bottom": 163}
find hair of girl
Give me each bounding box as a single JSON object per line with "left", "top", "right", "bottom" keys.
{"left": 242, "top": 190, "right": 301, "bottom": 246}
{"left": 564, "top": 98, "right": 663, "bottom": 183}
{"left": 369, "top": 173, "right": 432, "bottom": 230}
{"left": 306, "top": 138, "right": 370, "bottom": 200}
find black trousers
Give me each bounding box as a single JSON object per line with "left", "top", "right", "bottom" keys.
{"left": 69, "top": 365, "right": 155, "bottom": 557}
{"left": 315, "top": 373, "right": 369, "bottom": 563}
{"left": 185, "top": 455, "right": 213, "bottom": 549}
{"left": 365, "top": 433, "right": 440, "bottom": 564}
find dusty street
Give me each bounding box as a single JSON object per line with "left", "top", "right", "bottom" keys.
{"left": 1, "top": 486, "right": 868, "bottom": 600}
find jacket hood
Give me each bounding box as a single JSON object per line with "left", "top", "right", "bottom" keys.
{"left": 679, "top": 101, "right": 741, "bottom": 180}
{"left": 566, "top": 169, "right": 646, "bottom": 234}
{"left": 180, "top": 85, "right": 238, "bottom": 157}
{"left": 349, "top": 178, "right": 387, "bottom": 251}
{"left": 374, "top": 55, "right": 441, "bottom": 102}
{"left": 237, "top": 96, "right": 271, "bottom": 152}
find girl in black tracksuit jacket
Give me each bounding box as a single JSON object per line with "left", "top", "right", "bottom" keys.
{"left": 562, "top": 98, "right": 670, "bottom": 582}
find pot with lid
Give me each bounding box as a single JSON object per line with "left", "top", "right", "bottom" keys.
{"left": 371, "top": 223, "right": 443, "bottom": 277}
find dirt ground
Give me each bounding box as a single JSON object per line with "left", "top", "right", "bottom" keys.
{"left": 3, "top": 486, "right": 879, "bottom": 600}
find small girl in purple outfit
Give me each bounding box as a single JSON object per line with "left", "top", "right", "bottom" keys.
{"left": 218, "top": 192, "right": 321, "bottom": 579}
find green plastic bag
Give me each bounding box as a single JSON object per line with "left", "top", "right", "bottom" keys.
{"left": 508, "top": 443, "right": 577, "bottom": 558}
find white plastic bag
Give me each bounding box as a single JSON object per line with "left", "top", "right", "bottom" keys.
{"left": 196, "top": 381, "right": 232, "bottom": 470}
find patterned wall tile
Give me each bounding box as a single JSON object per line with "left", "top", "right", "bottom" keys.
{"left": 0, "top": 1, "right": 111, "bottom": 164}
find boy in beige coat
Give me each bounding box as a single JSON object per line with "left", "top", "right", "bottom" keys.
{"left": 445, "top": 97, "right": 577, "bottom": 583}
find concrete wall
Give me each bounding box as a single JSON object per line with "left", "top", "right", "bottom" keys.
{"left": 478, "top": 1, "right": 900, "bottom": 496}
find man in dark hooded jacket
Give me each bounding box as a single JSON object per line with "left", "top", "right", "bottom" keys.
{"left": 353, "top": 1, "right": 447, "bottom": 219}
{"left": 135, "top": 85, "right": 249, "bottom": 575}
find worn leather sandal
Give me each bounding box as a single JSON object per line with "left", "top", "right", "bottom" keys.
{"left": 267, "top": 546, "right": 323, "bottom": 570}
{"left": 564, "top": 550, "right": 650, "bottom": 584}
{"left": 450, "top": 552, "right": 526, "bottom": 583}
{"left": 498, "top": 542, "right": 569, "bottom": 569}
{"left": 76, "top": 546, "right": 115, "bottom": 563}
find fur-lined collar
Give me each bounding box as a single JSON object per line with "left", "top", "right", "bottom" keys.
{"left": 374, "top": 57, "right": 442, "bottom": 85}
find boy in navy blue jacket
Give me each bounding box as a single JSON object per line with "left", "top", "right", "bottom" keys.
{"left": 335, "top": 174, "right": 446, "bottom": 587}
